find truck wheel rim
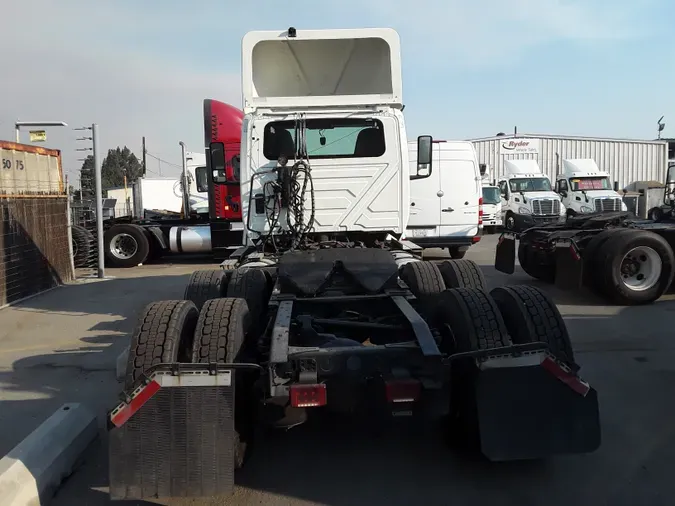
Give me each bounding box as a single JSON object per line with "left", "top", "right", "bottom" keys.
{"left": 110, "top": 233, "right": 138, "bottom": 260}
{"left": 620, "top": 246, "right": 661, "bottom": 292}
{"left": 506, "top": 216, "right": 515, "bottom": 230}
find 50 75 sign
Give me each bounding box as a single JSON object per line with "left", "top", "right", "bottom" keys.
{"left": 2, "top": 159, "right": 25, "bottom": 170}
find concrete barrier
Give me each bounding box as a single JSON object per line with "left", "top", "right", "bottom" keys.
{"left": 116, "top": 345, "right": 129, "bottom": 382}
{"left": 0, "top": 403, "right": 97, "bottom": 506}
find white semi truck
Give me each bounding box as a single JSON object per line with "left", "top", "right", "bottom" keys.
{"left": 107, "top": 26, "right": 600, "bottom": 501}
{"left": 554, "top": 158, "right": 627, "bottom": 217}
{"left": 498, "top": 159, "right": 565, "bottom": 232}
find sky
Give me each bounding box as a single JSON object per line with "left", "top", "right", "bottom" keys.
{"left": 1, "top": 0, "right": 674, "bottom": 185}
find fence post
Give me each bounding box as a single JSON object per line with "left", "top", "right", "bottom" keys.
{"left": 92, "top": 123, "right": 105, "bottom": 279}
{"left": 65, "top": 176, "right": 76, "bottom": 280}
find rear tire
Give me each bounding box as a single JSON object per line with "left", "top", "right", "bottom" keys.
{"left": 648, "top": 207, "right": 663, "bottom": 222}
{"left": 124, "top": 300, "right": 199, "bottom": 389}
{"left": 184, "top": 269, "right": 230, "bottom": 310}
{"left": 104, "top": 224, "right": 150, "bottom": 268}
{"left": 448, "top": 247, "right": 467, "bottom": 260}
{"left": 595, "top": 229, "right": 675, "bottom": 305}
{"left": 518, "top": 240, "right": 555, "bottom": 283}
{"left": 192, "top": 298, "right": 254, "bottom": 469}
{"left": 399, "top": 261, "right": 446, "bottom": 297}
{"left": 226, "top": 268, "right": 270, "bottom": 324}
{"left": 437, "top": 259, "right": 486, "bottom": 290}
{"left": 433, "top": 288, "right": 511, "bottom": 452}
{"left": 490, "top": 285, "right": 575, "bottom": 365}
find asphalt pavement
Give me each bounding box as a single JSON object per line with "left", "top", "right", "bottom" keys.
{"left": 2, "top": 236, "right": 675, "bottom": 506}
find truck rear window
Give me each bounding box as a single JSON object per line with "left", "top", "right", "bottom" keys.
{"left": 263, "top": 118, "right": 385, "bottom": 160}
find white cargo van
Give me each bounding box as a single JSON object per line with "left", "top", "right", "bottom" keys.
{"left": 406, "top": 140, "right": 482, "bottom": 258}
{"left": 554, "top": 158, "right": 627, "bottom": 216}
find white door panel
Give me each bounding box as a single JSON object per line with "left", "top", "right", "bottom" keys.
{"left": 439, "top": 158, "right": 479, "bottom": 236}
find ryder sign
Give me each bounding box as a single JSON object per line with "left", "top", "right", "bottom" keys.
{"left": 499, "top": 138, "right": 540, "bottom": 155}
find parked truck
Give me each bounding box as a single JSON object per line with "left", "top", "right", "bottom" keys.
{"left": 108, "top": 26, "right": 600, "bottom": 501}
{"left": 498, "top": 159, "right": 566, "bottom": 232}
{"left": 554, "top": 159, "right": 628, "bottom": 217}
{"left": 99, "top": 100, "right": 245, "bottom": 267}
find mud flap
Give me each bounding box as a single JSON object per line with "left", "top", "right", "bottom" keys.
{"left": 554, "top": 239, "right": 583, "bottom": 290}
{"left": 474, "top": 358, "right": 600, "bottom": 461}
{"left": 108, "top": 369, "right": 236, "bottom": 499}
{"left": 494, "top": 233, "right": 516, "bottom": 274}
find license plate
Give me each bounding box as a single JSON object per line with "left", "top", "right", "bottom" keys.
{"left": 411, "top": 229, "right": 429, "bottom": 237}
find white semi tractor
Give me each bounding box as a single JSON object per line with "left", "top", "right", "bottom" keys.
{"left": 554, "top": 158, "right": 627, "bottom": 217}
{"left": 498, "top": 159, "right": 565, "bottom": 232}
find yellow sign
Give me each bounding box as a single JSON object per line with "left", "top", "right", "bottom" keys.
{"left": 29, "top": 130, "right": 47, "bottom": 142}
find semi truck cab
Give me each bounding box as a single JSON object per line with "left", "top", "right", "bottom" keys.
{"left": 498, "top": 160, "right": 565, "bottom": 232}
{"left": 555, "top": 158, "right": 626, "bottom": 216}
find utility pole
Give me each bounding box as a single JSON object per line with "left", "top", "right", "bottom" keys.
{"left": 142, "top": 136, "right": 147, "bottom": 177}
{"left": 74, "top": 124, "right": 105, "bottom": 278}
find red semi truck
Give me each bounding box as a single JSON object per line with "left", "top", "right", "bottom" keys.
{"left": 100, "top": 99, "right": 245, "bottom": 267}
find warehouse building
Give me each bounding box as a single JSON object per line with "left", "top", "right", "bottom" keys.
{"left": 470, "top": 133, "right": 670, "bottom": 190}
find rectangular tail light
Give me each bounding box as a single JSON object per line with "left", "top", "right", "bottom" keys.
{"left": 478, "top": 197, "right": 484, "bottom": 225}
{"left": 290, "top": 384, "right": 327, "bottom": 408}
{"left": 385, "top": 379, "right": 421, "bottom": 403}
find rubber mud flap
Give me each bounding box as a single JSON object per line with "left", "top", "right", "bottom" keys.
{"left": 554, "top": 241, "right": 583, "bottom": 290}
{"left": 474, "top": 366, "right": 601, "bottom": 461}
{"left": 109, "top": 382, "right": 236, "bottom": 499}
{"left": 494, "top": 234, "right": 516, "bottom": 274}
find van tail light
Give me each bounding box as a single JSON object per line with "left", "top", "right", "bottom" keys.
{"left": 478, "top": 197, "right": 484, "bottom": 225}
{"left": 290, "top": 384, "right": 327, "bottom": 408}
{"left": 385, "top": 379, "right": 421, "bottom": 403}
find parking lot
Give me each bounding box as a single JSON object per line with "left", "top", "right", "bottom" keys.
{"left": 2, "top": 235, "right": 675, "bottom": 505}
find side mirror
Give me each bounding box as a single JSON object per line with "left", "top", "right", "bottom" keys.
{"left": 411, "top": 135, "right": 432, "bottom": 181}
{"left": 479, "top": 163, "right": 487, "bottom": 176}
{"left": 195, "top": 166, "right": 208, "bottom": 192}
{"left": 613, "top": 181, "right": 619, "bottom": 192}
{"left": 560, "top": 190, "right": 568, "bottom": 198}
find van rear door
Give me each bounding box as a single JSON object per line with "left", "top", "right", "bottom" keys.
{"left": 406, "top": 141, "right": 440, "bottom": 239}
{"left": 438, "top": 144, "right": 480, "bottom": 238}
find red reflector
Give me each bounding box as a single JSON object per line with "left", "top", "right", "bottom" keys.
{"left": 540, "top": 357, "right": 590, "bottom": 396}
{"left": 385, "top": 379, "right": 421, "bottom": 403}
{"left": 110, "top": 380, "right": 161, "bottom": 427}
{"left": 290, "top": 384, "right": 327, "bottom": 408}
{"left": 472, "top": 235, "right": 481, "bottom": 243}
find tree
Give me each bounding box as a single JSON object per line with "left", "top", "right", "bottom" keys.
{"left": 79, "top": 155, "right": 95, "bottom": 199}
{"left": 101, "top": 147, "right": 143, "bottom": 190}
{"left": 79, "top": 147, "right": 143, "bottom": 199}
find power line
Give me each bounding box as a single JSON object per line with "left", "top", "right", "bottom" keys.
{"left": 145, "top": 151, "right": 182, "bottom": 169}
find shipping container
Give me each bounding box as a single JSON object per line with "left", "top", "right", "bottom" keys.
{"left": 0, "top": 141, "right": 64, "bottom": 196}
{"left": 470, "top": 134, "right": 669, "bottom": 190}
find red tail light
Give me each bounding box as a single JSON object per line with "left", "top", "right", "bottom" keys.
{"left": 478, "top": 197, "right": 483, "bottom": 225}
{"left": 385, "top": 379, "right": 421, "bottom": 403}
{"left": 290, "top": 384, "right": 327, "bottom": 408}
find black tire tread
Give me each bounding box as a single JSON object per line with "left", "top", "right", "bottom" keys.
{"left": 192, "top": 298, "right": 248, "bottom": 363}
{"left": 437, "top": 259, "right": 486, "bottom": 290}
{"left": 436, "top": 288, "right": 511, "bottom": 352}
{"left": 71, "top": 225, "right": 93, "bottom": 268}
{"left": 226, "top": 268, "right": 269, "bottom": 322}
{"left": 184, "top": 269, "right": 229, "bottom": 310}
{"left": 400, "top": 261, "right": 446, "bottom": 296}
{"left": 125, "top": 300, "right": 198, "bottom": 389}
{"left": 490, "top": 285, "right": 575, "bottom": 364}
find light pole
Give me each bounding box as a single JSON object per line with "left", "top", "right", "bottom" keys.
{"left": 15, "top": 121, "right": 68, "bottom": 142}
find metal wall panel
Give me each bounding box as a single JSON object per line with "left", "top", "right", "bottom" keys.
{"left": 0, "top": 141, "right": 63, "bottom": 196}
{"left": 471, "top": 135, "right": 668, "bottom": 190}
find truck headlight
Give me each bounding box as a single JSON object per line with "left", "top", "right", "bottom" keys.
{"left": 518, "top": 207, "right": 532, "bottom": 215}
{"left": 580, "top": 205, "right": 594, "bottom": 213}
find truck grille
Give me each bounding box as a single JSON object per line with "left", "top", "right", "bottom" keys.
{"left": 532, "top": 199, "right": 560, "bottom": 216}
{"left": 594, "top": 198, "right": 622, "bottom": 212}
